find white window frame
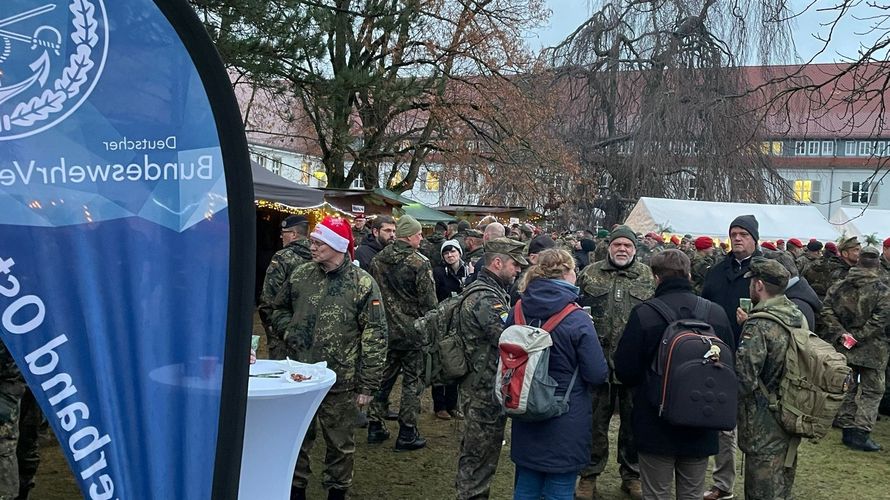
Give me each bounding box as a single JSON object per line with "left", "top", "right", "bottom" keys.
{"left": 795, "top": 141, "right": 806, "bottom": 155}
{"left": 807, "top": 141, "right": 820, "bottom": 155}
{"left": 821, "top": 141, "right": 834, "bottom": 156}
{"left": 877, "top": 141, "right": 887, "bottom": 157}
{"left": 845, "top": 141, "right": 857, "bottom": 156}
{"left": 859, "top": 141, "right": 872, "bottom": 156}
{"left": 851, "top": 181, "right": 870, "bottom": 204}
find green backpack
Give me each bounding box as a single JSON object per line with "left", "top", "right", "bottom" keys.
{"left": 415, "top": 282, "right": 498, "bottom": 385}
{"left": 749, "top": 312, "right": 851, "bottom": 441}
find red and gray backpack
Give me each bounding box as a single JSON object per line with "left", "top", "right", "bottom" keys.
{"left": 495, "top": 301, "right": 579, "bottom": 422}
{"left": 644, "top": 297, "right": 737, "bottom": 430}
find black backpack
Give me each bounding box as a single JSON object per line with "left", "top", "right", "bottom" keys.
{"left": 644, "top": 297, "right": 737, "bottom": 430}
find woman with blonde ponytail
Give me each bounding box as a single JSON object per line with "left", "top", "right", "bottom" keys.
{"left": 506, "top": 248, "right": 608, "bottom": 500}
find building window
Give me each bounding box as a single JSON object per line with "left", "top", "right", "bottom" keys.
{"left": 772, "top": 142, "right": 783, "bottom": 155}
{"left": 299, "top": 161, "right": 310, "bottom": 185}
{"left": 389, "top": 171, "right": 404, "bottom": 188}
{"left": 844, "top": 181, "right": 870, "bottom": 204}
{"left": 877, "top": 141, "right": 887, "bottom": 157}
{"left": 807, "top": 141, "right": 820, "bottom": 155}
{"left": 271, "top": 157, "right": 282, "bottom": 175}
{"left": 795, "top": 141, "right": 806, "bottom": 155}
{"left": 845, "top": 141, "right": 857, "bottom": 156}
{"left": 425, "top": 171, "right": 440, "bottom": 192}
{"left": 793, "top": 180, "right": 813, "bottom": 203}
{"left": 821, "top": 141, "right": 834, "bottom": 156}
{"left": 687, "top": 177, "right": 699, "bottom": 200}
{"left": 858, "top": 141, "right": 872, "bottom": 156}
{"left": 351, "top": 177, "right": 365, "bottom": 189}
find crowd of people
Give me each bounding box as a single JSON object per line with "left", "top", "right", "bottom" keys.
{"left": 255, "top": 212, "right": 890, "bottom": 500}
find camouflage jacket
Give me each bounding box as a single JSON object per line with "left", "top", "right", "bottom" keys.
{"left": 690, "top": 253, "right": 716, "bottom": 295}
{"left": 881, "top": 256, "right": 890, "bottom": 277}
{"left": 796, "top": 253, "right": 818, "bottom": 276}
{"left": 271, "top": 258, "right": 388, "bottom": 395}
{"left": 464, "top": 246, "right": 484, "bottom": 265}
{"left": 821, "top": 267, "right": 890, "bottom": 369}
{"left": 258, "top": 239, "right": 312, "bottom": 332}
{"left": 420, "top": 233, "right": 446, "bottom": 268}
{"left": 369, "top": 240, "right": 438, "bottom": 350}
{"left": 457, "top": 268, "right": 511, "bottom": 403}
{"left": 0, "top": 343, "right": 24, "bottom": 423}
{"left": 803, "top": 255, "right": 842, "bottom": 298}
{"left": 736, "top": 295, "right": 802, "bottom": 455}
{"left": 577, "top": 258, "right": 655, "bottom": 368}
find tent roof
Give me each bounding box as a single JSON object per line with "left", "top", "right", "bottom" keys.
{"left": 373, "top": 188, "right": 455, "bottom": 224}
{"left": 252, "top": 161, "right": 324, "bottom": 208}
{"left": 624, "top": 197, "right": 840, "bottom": 241}
{"left": 830, "top": 207, "right": 890, "bottom": 238}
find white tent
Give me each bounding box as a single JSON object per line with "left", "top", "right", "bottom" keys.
{"left": 624, "top": 197, "right": 841, "bottom": 241}
{"left": 829, "top": 207, "right": 890, "bottom": 238}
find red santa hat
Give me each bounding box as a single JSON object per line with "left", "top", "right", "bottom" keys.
{"left": 311, "top": 216, "right": 355, "bottom": 259}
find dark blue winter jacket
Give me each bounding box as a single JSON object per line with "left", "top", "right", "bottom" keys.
{"left": 507, "top": 278, "right": 608, "bottom": 473}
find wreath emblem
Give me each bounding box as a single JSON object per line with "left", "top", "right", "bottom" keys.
{"left": 0, "top": 0, "right": 107, "bottom": 141}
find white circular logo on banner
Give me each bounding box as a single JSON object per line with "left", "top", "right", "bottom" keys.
{"left": 0, "top": 0, "right": 108, "bottom": 141}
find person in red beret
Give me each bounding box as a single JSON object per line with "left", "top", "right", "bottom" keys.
{"left": 690, "top": 237, "right": 716, "bottom": 293}
{"left": 786, "top": 238, "right": 804, "bottom": 259}
{"left": 776, "top": 239, "right": 786, "bottom": 251}
{"left": 760, "top": 241, "right": 777, "bottom": 251}
{"left": 669, "top": 235, "right": 681, "bottom": 248}
{"left": 825, "top": 241, "right": 839, "bottom": 257}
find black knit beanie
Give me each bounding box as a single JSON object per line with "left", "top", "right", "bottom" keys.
{"left": 729, "top": 215, "right": 759, "bottom": 242}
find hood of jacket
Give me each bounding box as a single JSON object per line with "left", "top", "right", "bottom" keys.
{"left": 753, "top": 294, "right": 805, "bottom": 329}
{"left": 426, "top": 233, "right": 446, "bottom": 245}
{"left": 519, "top": 278, "right": 580, "bottom": 319}
{"left": 786, "top": 277, "right": 822, "bottom": 313}
{"left": 376, "top": 239, "right": 416, "bottom": 265}
{"left": 845, "top": 265, "right": 884, "bottom": 284}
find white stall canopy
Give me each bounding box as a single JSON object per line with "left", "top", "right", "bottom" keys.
{"left": 624, "top": 197, "right": 840, "bottom": 241}
{"left": 829, "top": 207, "right": 890, "bottom": 238}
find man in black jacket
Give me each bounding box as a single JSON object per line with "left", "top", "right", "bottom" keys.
{"left": 700, "top": 214, "right": 760, "bottom": 500}
{"left": 615, "top": 250, "right": 734, "bottom": 499}
{"left": 355, "top": 215, "right": 395, "bottom": 271}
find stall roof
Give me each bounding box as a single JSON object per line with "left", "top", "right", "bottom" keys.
{"left": 251, "top": 161, "right": 324, "bottom": 208}
{"left": 624, "top": 197, "right": 840, "bottom": 241}
{"left": 373, "top": 188, "right": 455, "bottom": 224}
{"left": 830, "top": 207, "right": 890, "bottom": 238}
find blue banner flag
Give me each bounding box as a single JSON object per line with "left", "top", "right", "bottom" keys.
{"left": 0, "top": 0, "right": 254, "bottom": 498}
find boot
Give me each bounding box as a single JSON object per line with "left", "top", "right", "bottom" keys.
{"left": 394, "top": 424, "right": 427, "bottom": 451}
{"left": 621, "top": 478, "right": 643, "bottom": 500}
{"left": 384, "top": 409, "right": 399, "bottom": 421}
{"left": 842, "top": 427, "right": 854, "bottom": 446}
{"left": 290, "top": 486, "right": 306, "bottom": 500}
{"left": 575, "top": 477, "right": 596, "bottom": 500}
{"left": 367, "top": 421, "right": 390, "bottom": 444}
{"left": 846, "top": 429, "right": 882, "bottom": 451}
{"left": 327, "top": 488, "right": 347, "bottom": 500}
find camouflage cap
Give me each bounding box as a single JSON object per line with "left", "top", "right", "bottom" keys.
{"left": 465, "top": 229, "right": 484, "bottom": 239}
{"left": 861, "top": 246, "right": 881, "bottom": 258}
{"left": 484, "top": 237, "right": 529, "bottom": 266}
{"left": 743, "top": 257, "right": 790, "bottom": 288}
{"left": 838, "top": 236, "right": 860, "bottom": 252}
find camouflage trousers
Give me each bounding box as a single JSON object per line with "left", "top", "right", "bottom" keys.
{"left": 0, "top": 381, "right": 24, "bottom": 500}
{"left": 743, "top": 451, "right": 797, "bottom": 500}
{"left": 293, "top": 391, "right": 359, "bottom": 491}
{"left": 17, "top": 389, "right": 43, "bottom": 500}
{"left": 837, "top": 364, "right": 887, "bottom": 432}
{"left": 370, "top": 349, "right": 424, "bottom": 428}
{"left": 455, "top": 392, "right": 507, "bottom": 500}
{"left": 581, "top": 382, "right": 639, "bottom": 481}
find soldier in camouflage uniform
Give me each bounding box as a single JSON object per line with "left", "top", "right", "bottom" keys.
{"left": 270, "top": 216, "right": 387, "bottom": 500}
{"left": 881, "top": 238, "right": 890, "bottom": 277}
{"left": 368, "top": 215, "right": 438, "bottom": 451}
{"left": 0, "top": 343, "right": 25, "bottom": 500}
{"left": 802, "top": 248, "right": 843, "bottom": 299}
{"left": 576, "top": 225, "right": 655, "bottom": 500}
{"left": 690, "top": 236, "right": 716, "bottom": 295}
{"left": 258, "top": 215, "right": 312, "bottom": 359}
{"left": 736, "top": 258, "right": 800, "bottom": 500}
{"left": 352, "top": 214, "right": 370, "bottom": 243}
{"left": 590, "top": 229, "right": 609, "bottom": 264}
{"left": 419, "top": 221, "right": 449, "bottom": 268}
{"left": 796, "top": 240, "right": 822, "bottom": 276}
{"left": 821, "top": 246, "right": 890, "bottom": 452}
{"left": 829, "top": 236, "right": 861, "bottom": 283}
{"left": 455, "top": 238, "right": 526, "bottom": 500}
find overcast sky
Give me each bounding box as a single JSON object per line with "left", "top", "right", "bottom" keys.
{"left": 530, "top": 1, "right": 884, "bottom": 64}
